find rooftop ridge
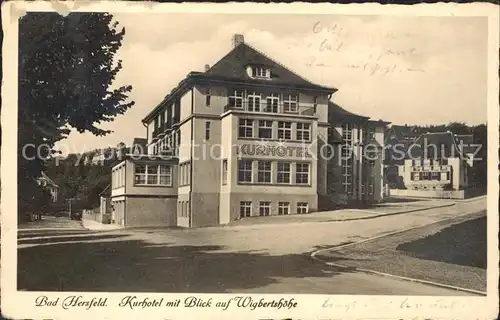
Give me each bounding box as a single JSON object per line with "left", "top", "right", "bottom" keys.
{"left": 244, "top": 42, "right": 335, "bottom": 91}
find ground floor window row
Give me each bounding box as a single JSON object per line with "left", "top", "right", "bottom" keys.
{"left": 239, "top": 201, "right": 309, "bottom": 218}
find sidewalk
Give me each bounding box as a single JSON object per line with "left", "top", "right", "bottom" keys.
{"left": 81, "top": 218, "right": 123, "bottom": 231}
{"left": 220, "top": 200, "right": 456, "bottom": 230}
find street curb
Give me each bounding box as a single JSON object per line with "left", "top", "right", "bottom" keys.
{"left": 310, "top": 210, "right": 487, "bottom": 296}
{"left": 455, "top": 195, "right": 487, "bottom": 203}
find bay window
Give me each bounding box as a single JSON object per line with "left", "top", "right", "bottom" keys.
{"left": 134, "top": 164, "right": 172, "bottom": 186}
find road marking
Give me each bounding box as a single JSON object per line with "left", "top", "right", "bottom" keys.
{"left": 311, "top": 210, "right": 487, "bottom": 295}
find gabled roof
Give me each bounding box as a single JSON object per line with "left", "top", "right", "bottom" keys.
{"left": 206, "top": 42, "right": 336, "bottom": 92}
{"left": 407, "top": 132, "right": 465, "bottom": 159}
{"left": 131, "top": 138, "right": 148, "bottom": 154}
{"left": 328, "top": 101, "right": 370, "bottom": 123}
{"left": 142, "top": 41, "right": 337, "bottom": 123}
{"left": 386, "top": 125, "right": 420, "bottom": 142}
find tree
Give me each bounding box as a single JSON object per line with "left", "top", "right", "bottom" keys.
{"left": 18, "top": 12, "right": 134, "bottom": 222}
{"left": 471, "top": 124, "right": 487, "bottom": 188}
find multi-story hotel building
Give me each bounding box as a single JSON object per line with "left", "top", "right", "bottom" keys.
{"left": 110, "top": 34, "right": 388, "bottom": 227}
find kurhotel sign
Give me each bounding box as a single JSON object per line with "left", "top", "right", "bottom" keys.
{"left": 236, "top": 144, "right": 313, "bottom": 158}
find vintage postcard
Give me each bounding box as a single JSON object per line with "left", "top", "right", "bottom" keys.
{"left": 1, "top": 1, "right": 499, "bottom": 319}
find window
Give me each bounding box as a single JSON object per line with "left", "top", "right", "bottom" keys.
{"left": 295, "top": 163, "right": 310, "bottom": 184}
{"left": 229, "top": 89, "right": 244, "bottom": 108}
{"left": 284, "top": 94, "right": 298, "bottom": 113}
{"left": 278, "top": 202, "right": 290, "bottom": 215}
{"left": 313, "top": 96, "right": 318, "bottom": 113}
{"left": 257, "top": 161, "right": 272, "bottom": 183}
{"left": 258, "top": 120, "right": 273, "bottom": 139}
{"left": 296, "top": 123, "right": 311, "bottom": 141}
{"left": 179, "top": 162, "right": 190, "bottom": 186}
{"left": 421, "top": 172, "right": 430, "bottom": 180}
{"left": 135, "top": 164, "right": 172, "bottom": 186}
{"left": 240, "top": 201, "right": 252, "bottom": 218}
{"left": 205, "top": 121, "right": 211, "bottom": 140}
{"left": 265, "top": 93, "right": 279, "bottom": 113}
{"left": 431, "top": 172, "right": 440, "bottom": 181}
{"left": 238, "top": 160, "right": 253, "bottom": 183}
{"left": 412, "top": 172, "right": 420, "bottom": 181}
{"left": 247, "top": 92, "right": 261, "bottom": 112}
{"left": 368, "top": 177, "right": 374, "bottom": 195}
{"left": 252, "top": 67, "right": 270, "bottom": 79}
{"left": 239, "top": 119, "right": 253, "bottom": 138}
{"left": 277, "top": 162, "right": 291, "bottom": 184}
{"left": 221, "top": 159, "right": 228, "bottom": 185}
{"left": 259, "top": 201, "right": 271, "bottom": 216}
{"left": 297, "top": 202, "right": 308, "bottom": 214}
{"left": 277, "top": 121, "right": 292, "bottom": 140}
{"left": 135, "top": 165, "right": 146, "bottom": 185}
{"left": 341, "top": 123, "right": 353, "bottom": 195}
{"left": 364, "top": 125, "right": 375, "bottom": 142}
{"left": 206, "top": 87, "right": 211, "bottom": 107}
{"left": 178, "top": 163, "right": 183, "bottom": 185}
{"left": 342, "top": 123, "right": 353, "bottom": 142}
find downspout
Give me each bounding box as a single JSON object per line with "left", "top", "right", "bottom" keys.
{"left": 142, "top": 121, "right": 148, "bottom": 154}
{"left": 189, "top": 88, "right": 194, "bottom": 228}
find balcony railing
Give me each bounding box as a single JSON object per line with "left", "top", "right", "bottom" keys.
{"left": 224, "top": 101, "right": 316, "bottom": 116}
{"left": 411, "top": 165, "right": 450, "bottom": 172}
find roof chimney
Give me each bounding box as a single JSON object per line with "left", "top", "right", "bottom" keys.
{"left": 232, "top": 34, "right": 244, "bottom": 48}
{"left": 204, "top": 64, "right": 210, "bottom": 72}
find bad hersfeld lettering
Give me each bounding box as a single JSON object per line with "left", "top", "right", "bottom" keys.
{"left": 35, "top": 295, "right": 108, "bottom": 309}
{"left": 62, "top": 296, "right": 108, "bottom": 310}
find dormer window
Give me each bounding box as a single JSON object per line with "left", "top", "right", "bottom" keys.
{"left": 251, "top": 66, "right": 271, "bottom": 79}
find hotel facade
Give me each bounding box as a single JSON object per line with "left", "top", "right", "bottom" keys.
{"left": 110, "top": 34, "right": 388, "bottom": 227}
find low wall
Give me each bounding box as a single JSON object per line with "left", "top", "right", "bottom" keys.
{"left": 82, "top": 208, "right": 111, "bottom": 224}
{"left": 389, "top": 189, "right": 465, "bottom": 199}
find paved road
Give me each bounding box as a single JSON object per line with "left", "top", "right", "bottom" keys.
{"left": 17, "top": 197, "right": 485, "bottom": 295}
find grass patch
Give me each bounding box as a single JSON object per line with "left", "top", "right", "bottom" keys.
{"left": 396, "top": 217, "right": 486, "bottom": 269}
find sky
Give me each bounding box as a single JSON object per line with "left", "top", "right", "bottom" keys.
{"left": 55, "top": 13, "right": 488, "bottom": 154}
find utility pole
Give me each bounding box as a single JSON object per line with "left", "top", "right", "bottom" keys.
{"left": 67, "top": 198, "right": 75, "bottom": 219}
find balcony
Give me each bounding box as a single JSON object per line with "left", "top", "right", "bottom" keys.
{"left": 224, "top": 101, "right": 316, "bottom": 116}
